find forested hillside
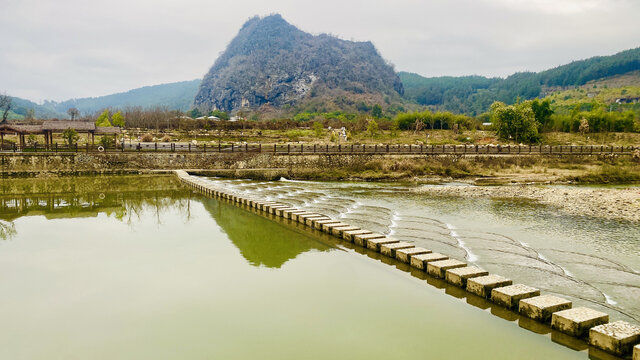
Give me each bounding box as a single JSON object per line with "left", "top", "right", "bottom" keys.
{"left": 401, "top": 47, "right": 640, "bottom": 115}
{"left": 46, "top": 80, "right": 200, "bottom": 116}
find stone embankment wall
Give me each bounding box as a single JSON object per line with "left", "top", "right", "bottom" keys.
{"left": 177, "top": 170, "right": 640, "bottom": 359}
{"left": 0, "top": 153, "right": 413, "bottom": 177}
{"left": 1, "top": 152, "right": 629, "bottom": 178}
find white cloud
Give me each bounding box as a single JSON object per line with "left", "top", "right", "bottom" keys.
{"left": 1, "top": 0, "right": 639, "bottom": 101}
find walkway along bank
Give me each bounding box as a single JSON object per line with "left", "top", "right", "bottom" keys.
{"left": 176, "top": 170, "right": 640, "bottom": 360}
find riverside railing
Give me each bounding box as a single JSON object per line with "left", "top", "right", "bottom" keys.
{"left": 1, "top": 142, "right": 639, "bottom": 155}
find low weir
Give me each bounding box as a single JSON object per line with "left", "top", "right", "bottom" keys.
{"left": 176, "top": 170, "right": 640, "bottom": 359}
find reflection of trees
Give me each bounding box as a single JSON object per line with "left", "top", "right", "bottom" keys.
{"left": 0, "top": 175, "right": 196, "bottom": 234}
{"left": 202, "top": 199, "right": 331, "bottom": 268}
{"left": 0, "top": 220, "right": 16, "bottom": 240}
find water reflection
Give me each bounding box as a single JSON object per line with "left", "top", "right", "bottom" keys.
{"left": 203, "top": 199, "right": 332, "bottom": 268}
{"left": 0, "top": 175, "right": 193, "bottom": 237}
{"left": 0, "top": 175, "right": 331, "bottom": 270}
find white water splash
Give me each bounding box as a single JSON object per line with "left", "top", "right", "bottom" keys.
{"left": 388, "top": 212, "right": 401, "bottom": 236}
{"left": 603, "top": 293, "right": 618, "bottom": 305}
{"left": 446, "top": 223, "right": 478, "bottom": 262}
{"left": 339, "top": 202, "right": 361, "bottom": 219}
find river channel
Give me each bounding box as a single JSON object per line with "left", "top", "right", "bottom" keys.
{"left": 0, "top": 175, "right": 633, "bottom": 359}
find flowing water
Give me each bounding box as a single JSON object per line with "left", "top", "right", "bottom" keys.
{"left": 0, "top": 175, "right": 632, "bottom": 359}
{"left": 202, "top": 177, "right": 640, "bottom": 325}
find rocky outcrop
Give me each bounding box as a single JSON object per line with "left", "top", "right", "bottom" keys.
{"left": 194, "top": 14, "right": 403, "bottom": 112}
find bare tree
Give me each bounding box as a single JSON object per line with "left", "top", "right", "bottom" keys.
{"left": 67, "top": 107, "right": 80, "bottom": 121}
{"left": 0, "top": 94, "right": 12, "bottom": 124}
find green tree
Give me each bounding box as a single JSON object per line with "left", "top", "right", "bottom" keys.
{"left": 189, "top": 108, "right": 203, "bottom": 118}
{"left": 95, "top": 110, "right": 111, "bottom": 127}
{"left": 529, "top": 99, "right": 553, "bottom": 129}
{"left": 62, "top": 128, "right": 79, "bottom": 146}
{"left": 490, "top": 101, "right": 540, "bottom": 144}
{"left": 367, "top": 119, "right": 379, "bottom": 137}
{"left": 371, "top": 104, "right": 383, "bottom": 118}
{"left": 312, "top": 121, "right": 324, "bottom": 137}
{"left": 112, "top": 111, "right": 125, "bottom": 127}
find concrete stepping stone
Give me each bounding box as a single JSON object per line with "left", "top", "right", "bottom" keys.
{"left": 589, "top": 321, "right": 640, "bottom": 357}
{"left": 551, "top": 307, "right": 609, "bottom": 338}
{"left": 353, "top": 233, "right": 385, "bottom": 246}
{"left": 343, "top": 229, "right": 374, "bottom": 243}
{"left": 410, "top": 252, "right": 448, "bottom": 270}
{"left": 283, "top": 210, "right": 307, "bottom": 219}
{"left": 293, "top": 212, "right": 317, "bottom": 222}
{"left": 267, "top": 205, "right": 287, "bottom": 214}
{"left": 381, "top": 242, "right": 414, "bottom": 257}
{"left": 467, "top": 275, "right": 512, "bottom": 298}
{"left": 519, "top": 295, "right": 572, "bottom": 323}
{"left": 305, "top": 215, "right": 330, "bottom": 226}
{"left": 395, "top": 247, "right": 431, "bottom": 263}
{"left": 427, "top": 259, "right": 467, "bottom": 278}
{"left": 332, "top": 225, "right": 360, "bottom": 237}
{"left": 365, "top": 237, "right": 399, "bottom": 251}
{"left": 491, "top": 284, "right": 540, "bottom": 310}
{"left": 313, "top": 219, "right": 340, "bottom": 230}
{"left": 445, "top": 266, "right": 488, "bottom": 288}
{"left": 322, "top": 222, "right": 351, "bottom": 232}
{"left": 275, "top": 207, "right": 297, "bottom": 217}
{"left": 297, "top": 213, "right": 322, "bottom": 222}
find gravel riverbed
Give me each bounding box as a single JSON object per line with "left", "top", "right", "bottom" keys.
{"left": 415, "top": 184, "right": 640, "bottom": 222}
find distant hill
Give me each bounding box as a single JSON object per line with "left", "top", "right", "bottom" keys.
{"left": 47, "top": 79, "right": 200, "bottom": 115}
{"left": 401, "top": 47, "right": 640, "bottom": 115}
{"left": 194, "top": 14, "right": 404, "bottom": 112}
{"left": 6, "top": 96, "right": 63, "bottom": 119}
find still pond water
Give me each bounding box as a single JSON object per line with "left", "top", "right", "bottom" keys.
{"left": 0, "top": 175, "right": 627, "bottom": 359}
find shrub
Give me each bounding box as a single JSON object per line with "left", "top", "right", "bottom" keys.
{"left": 141, "top": 133, "right": 154, "bottom": 142}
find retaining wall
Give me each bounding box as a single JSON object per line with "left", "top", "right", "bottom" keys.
{"left": 0, "top": 152, "right": 633, "bottom": 178}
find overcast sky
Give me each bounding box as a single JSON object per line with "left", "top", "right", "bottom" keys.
{"left": 2, "top": 0, "right": 639, "bottom": 102}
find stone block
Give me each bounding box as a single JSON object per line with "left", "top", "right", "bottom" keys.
{"left": 331, "top": 225, "right": 360, "bottom": 237}
{"left": 445, "top": 266, "right": 488, "bottom": 288}
{"left": 275, "top": 207, "right": 297, "bottom": 217}
{"left": 467, "top": 275, "right": 512, "bottom": 298}
{"left": 269, "top": 205, "right": 289, "bottom": 214}
{"left": 519, "top": 295, "right": 572, "bottom": 323}
{"left": 380, "top": 242, "right": 414, "bottom": 257}
{"left": 313, "top": 219, "right": 340, "bottom": 230}
{"left": 305, "top": 216, "right": 329, "bottom": 226}
{"left": 353, "top": 232, "right": 385, "bottom": 246}
{"left": 395, "top": 247, "right": 431, "bottom": 263}
{"left": 589, "top": 321, "right": 640, "bottom": 357}
{"left": 321, "top": 222, "right": 351, "bottom": 232}
{"left": 284, "top": 210, "right": 307, "bottom": 220}
{"left": 427, "top": 259, "right": 467, "bottom": 278}
{"left": 292, "top": 212, "right": 315, "bottom": 222}
{"left": 551, "top": 307, "right": 609, "bottom": 338}
{"left": 365, "top": 237, "right": 399, "bottom": 251}
{"left": 633, "top": 344, "right": 639, "bottom": 360}
{"left": 491, "top": 284, "right": 540, "bottom": 310}
{"left": 343, "top": 229, "right": 373, "bottom": 243}
{"left": 410, "top": 252, "right": 448, "bottom": 270}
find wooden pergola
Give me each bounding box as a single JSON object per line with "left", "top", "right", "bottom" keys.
{"left": 0, "top": 121, "right": 122, "bottom": 148}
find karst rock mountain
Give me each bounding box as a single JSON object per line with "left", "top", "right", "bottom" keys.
{"left": 194, "top": 14, "right": 403, "bottom": 112}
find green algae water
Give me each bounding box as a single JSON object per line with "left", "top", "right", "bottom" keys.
{"left": 0, "top": 176, "right": 593, "bottom": 359}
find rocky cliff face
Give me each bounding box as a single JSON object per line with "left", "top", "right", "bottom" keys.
{"left": 194, "top": 14, "right": 403, "bottom": 112}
